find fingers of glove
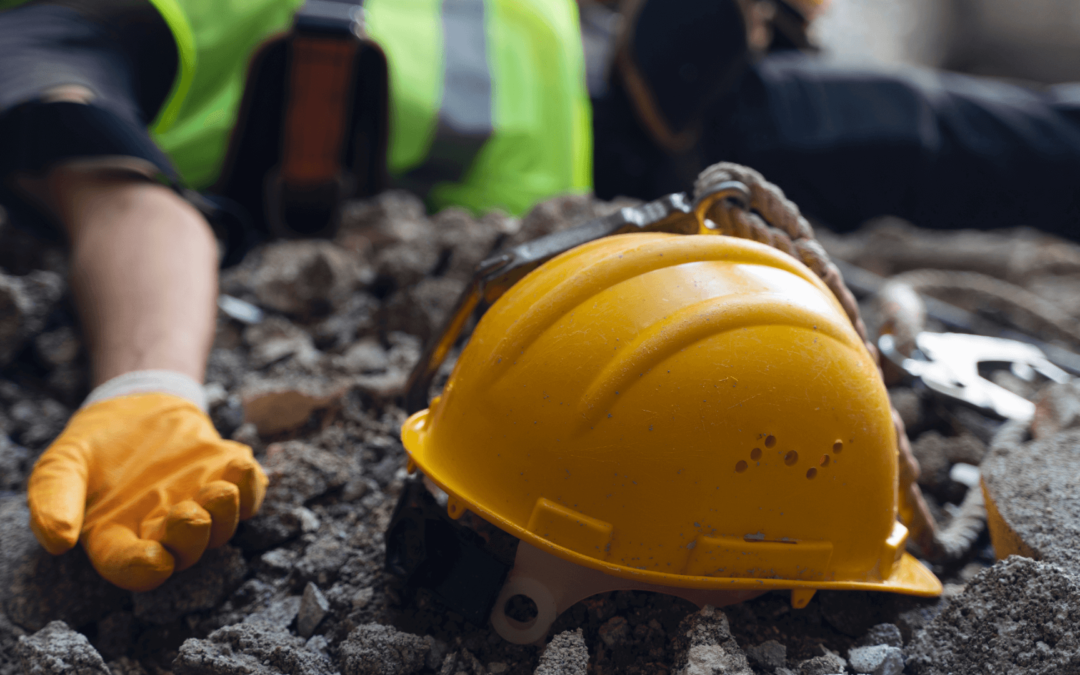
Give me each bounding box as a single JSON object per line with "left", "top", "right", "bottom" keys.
{"left": 27, "top": 446, "right": 89, "bottom": 554}
{"left": 195, "top": 481, "right": 241, "bottom": 549}
{"left": 83, "top": 522, "right": 175, "bottom": 592}
{"left": 142, "top": 500, "right": 212, "bottom": 573}
{"left": 221, "top": 455, "right": 268, "bottom": 520}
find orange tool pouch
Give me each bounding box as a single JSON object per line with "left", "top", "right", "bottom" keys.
{"left": 216, "top": 0, "right": 389, "bottom": 242}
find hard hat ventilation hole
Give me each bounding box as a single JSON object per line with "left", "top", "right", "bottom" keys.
{"left": 784, "top": 450, "right": 798, "bottom": 466}
{"left": 735, "top": 460, "right": 748, "bottom": 473}
{"left": 750, "top": 448, "right": 762, "bottom": 461}
{"left": 820, "top": 455, "right": 831, "bottom": 467}
{"left": 806, "top": 468, "right": 818, "bottom": 480}
{"left": 765, "top": 435, "right": 777, "bottom": 448}
{"left": 504, "top": 594, "right": 539, "bottom": 626}
{"left": 833, "top": 441, "right": 843, "bottom": 453}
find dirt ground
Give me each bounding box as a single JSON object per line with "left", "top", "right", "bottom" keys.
{"left": 2, "top": 186, "right": 1080, "bottom": 674}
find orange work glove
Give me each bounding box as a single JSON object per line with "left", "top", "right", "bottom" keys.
{"left": 27, "top": 389, "right": 267, "bottom": 592}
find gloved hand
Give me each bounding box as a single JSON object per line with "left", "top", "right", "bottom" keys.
{"left": 27, "top": 388, "right": 267, "bottom": 592}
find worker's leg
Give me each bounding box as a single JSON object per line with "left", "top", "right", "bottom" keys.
{"left": 712, "top": 52, "right": 1080, "bottom": 238}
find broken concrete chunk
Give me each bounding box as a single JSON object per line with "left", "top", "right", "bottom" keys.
{"left": 671, "top": 606, "right": 753, "bottom": 675}
{"left": 132, "top": 546, "right": 247, "bottom": 624}
{"left": 907, "top": 556, "right": 1080, "bottom": 675}
{"left": 340, "top": 623, "right": 429, "bottom": 675}
{"left": 297, "top": 583, "right": 329, "bottom": 639}
{"left": 16, "top": 621, "right": 109, "bottom": 675}
{"left": 981, "top": 428, "right": 1080, "bottom": 568}
{"left": 241, "top": 377, "right": 348, "bottom": 436}
{"left": 250, "top": 240, "right": 370, "bottom": 316}
{"left": 798, "top": 647, "right": 847, "bottom": 675}
{"left": 0, "top": 499, "right": 126, "bottom": 632}
{"left": 0, "top": 270, "right": 63, "bottom": 367}
{"left": 333, "top": 338, "right": 389, "bottom": 375}
{"left": 0, "top": 434, "right": 30, "bottom": 491}
{"left": 243, "top": 595, "right": 301, "bottom": 631}
{"left": 244, "top": 316, "right": 321, "bottom": 369}
{"left": 380, "top": 277, "right": 465, "bottom": 343}
{"left": 847, "top": 646, "right": 902, "bottom": 675}
{"left": 746, "top": 640, "right": 787, "bottom": 671}
{"left": 854, "top": 624, "right": 903, "bottom": 649}
{"left": 174, "top": 623, "right": 336, "bottom": 675}
{"left": 263, "top": 441, "right": 352, "bottom": 506}
{"left": 535, "top": 629, "right": 588, "bottom": 675}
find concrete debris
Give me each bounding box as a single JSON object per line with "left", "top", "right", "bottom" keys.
{"left": 853, "top": 624, "right": 903, "bottom": 649}
{"left": 243, "top": 595, "right": 301, "bottom": 630}
{"left": 0, "top": 270, "right": 63, "bottom": 367}
{"left": 907, "top": 556, "right": 1080, "bottom": 674}
{"left": 241, "top": 377, "right": 349, "bottom": 436}
{"left": 381, "top": 277, "right": 465, "bottom": 342}
{"left": 0, "top": 611, "right": 27, "bottom": 675}
{"left": 16, "top": 621, "right": 109, "bottom": 675}
{"left": 598, "top": 616, "right": 631, "bottom": 648}
{"left": 671, "top": 606, "right": 753, "bottom": 675}
{"left": 249, "top": 240, "right": 371, "bottom": 316}
{"left": 910, "top": 431, "right": 986, "bottom": 494}
{"left": 846, "top": 646, "right": 902, "bottom": 675}
{"left": 263, "top": 441, "right": 353, "bottom": 505}
{"left": 297, "top": 582, "right": 329, "bottom": 639}
{"left": 337, "top": 190, "right": 429, "bottom": 251}
{"left": 798, "top": 652, "right": 846, "bottom": 675}
{"left": 333, "top": 337, "right": 389, "bottom": 374}
{"left": 340, "top": 623, "right": 429, "bottom": 675}
{"left": 174, "top": 623, "right": 336, "bottom": 675}
{"left": 1032, "top": 380, "right": 1080, "bottom": 439}
{"left": 132, "top": 546, "right": 247, "bottom": 624}
{"left": 33, "top": 326, "right": 80, "bottom": 368}
{"left": 0, "top": 434, "right": 30, "bottom": 491}
{"left": 534, "top": 629, "right": 588, "bottom": 675}
{"left": 746, "top": 640, "right": 787, "bottom": 671}
{"left": 981, "top": 427, "right": 1080, "bottom": 569}
{"left": 244, "top": 316, "right": 321, "bottom": 369}
{"left": 0, "top": 498, "right": 126, "bottom": 632}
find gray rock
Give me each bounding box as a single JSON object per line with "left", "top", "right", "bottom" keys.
{"left": 334, "top": 338, "right": 389, "bottom": 374}
{"left": 132, "top": 546, "right": 247, "bottom": 624}
{"left": 0, "top": 611, "right": 26, "bottom": 675}
{"left": 798, "top": 647, "right": 846, "bottom": 675}
{"left": 535, "top": 629, "right": 588, "bottom": 675}
{"left": 854, "top": 624, "right": 903, "bottom": 649}
{"left": 982, "top": 428, "right": 1080, "bottom": 568}
{"left": 340, "top": 623, "right": 429, "bottom": 675}
{"left": 372, "top": 243, "right": 440, "bottom": 292}
{"left": 244, "top": 316, "right": 321, "bottom": 370}
{"left": 907, "top": 556, "right": 1080, "bottom": 674}
{"left": 0, "top": 434, "right": 30, "bottom": 491}
{"left": 249, "top": 240, "right": 369, "bottom": 316}
{"left": 174, "top": 623, "right": 335, "bottom": 675}
{"left": 241, "top": 378, "right": 349, "bottom": 437}
{"left": 381, "top": 277, "right": 465, "bottom": 343}
{"left": 671, "top": 606, "right": 753, "bottom": 675}
{"left": 297, "top": 583, "right": 329, "bottom": 639}
{"left": 847, "top": 646, "right": 902, "bottom": 675}
{"left": 746, "top": 640, "right": 787, "bottom": 670}
{"left": 0, "top": 498, "right": 126, "bottom": 632}
{"left": 16, "top": 620, "right": 109, "bottom": 675}
{"left": 598, "top": 616, "right": 630, "bottom": 648}
{"left": 0, "top": 270, "right": 63, "bottom": 366}
{"left": 295, "top": 537, "right": 352, "bottom": 587}
{"left": 244, "top": 595, "right": 301, "bottom": 630}
{"left": 263, "top": 441, "right": 353, "bottom": 505}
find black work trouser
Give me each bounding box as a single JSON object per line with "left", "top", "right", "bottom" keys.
{"left": 595, "top": 52, "right": 1080, "bottom": 241}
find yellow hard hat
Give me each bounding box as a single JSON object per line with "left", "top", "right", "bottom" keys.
{"left": 401, "top": 232, "right": 940, "bottom": 640}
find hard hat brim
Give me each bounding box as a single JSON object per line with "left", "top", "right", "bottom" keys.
{"left": 403, "top": 410, "right": 943, "bottom": 599}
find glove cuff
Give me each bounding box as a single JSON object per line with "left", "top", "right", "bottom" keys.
{"left": 82, "top": 370, "right": 208, "bottom": 413}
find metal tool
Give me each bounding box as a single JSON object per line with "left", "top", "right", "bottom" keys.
{"left": 879, "top": 331, "right": 1071, "bottom": 422}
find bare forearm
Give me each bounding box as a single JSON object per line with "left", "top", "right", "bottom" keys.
{"left": 49, "top": 168, "right": 218, "bottom": 386}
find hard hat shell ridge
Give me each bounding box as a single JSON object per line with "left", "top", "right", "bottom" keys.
{"left": 403, "top": 233, "right": 941, "bottom": 598}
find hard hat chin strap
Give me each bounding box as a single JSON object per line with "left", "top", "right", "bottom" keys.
{"left": 490, "top": 542, "right": 767, "bottom": 645}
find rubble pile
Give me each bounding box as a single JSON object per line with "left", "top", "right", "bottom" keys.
{"left": 2, "top": 192, "right": 1080, "bottom": 674}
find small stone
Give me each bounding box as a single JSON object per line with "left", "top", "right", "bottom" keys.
{"left": 16, "top": 621, "right": 109, "bottom": 675}
{"left": 249, "top": 240, "right": 370, "bottom": 316}
{"left": 854, "top": 624, "right": 903, "bottom": 649}
{"left": 132, "top": 546, "right": 247, "bottom": 624}
{"left": 847, "top": 645, "right": 902, "bottom": 675}
{"left": 534, "top": 629, "right": 588, "bottom": 675}
{"left": 241, "top": 378, "right": 349, "bottom": 436}
{"left": 174, "top": 623, "right": 335, "bottom": 675}
{"left": 799, "top": 647, "right": 846, "bottom": 675}
{"left": 746, "top": 640, "right": 787, "bottom": 670}
{"left": 340, "top": 623, "right": 429, "bottom": 675}
{"left": 334, "top": 338, "right": 389, "bottom": 374}
{"left": 297, "top": 583, "right": 329, "bottom": 639}
{"left": 351, "top": 587, "right": 374, "bottom": 609}
{"left": 671, "top": 606, "right": 753, "bottom": 675}
{"left": 598, "top": 616, "right": 630, "bottom": 648}
{"left": 487, "top": 662, "right": 508, "bottom": 674}
{"left": 243, "top": 595, "right": 301, "bottom": 630}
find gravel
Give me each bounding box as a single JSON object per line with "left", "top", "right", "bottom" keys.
{"left": 16, "top": 620, "right": 110, "bottom": 675}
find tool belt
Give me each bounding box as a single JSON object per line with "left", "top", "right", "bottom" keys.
{"left": 215, "top": 0, "right": 389, "bottom": 242}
